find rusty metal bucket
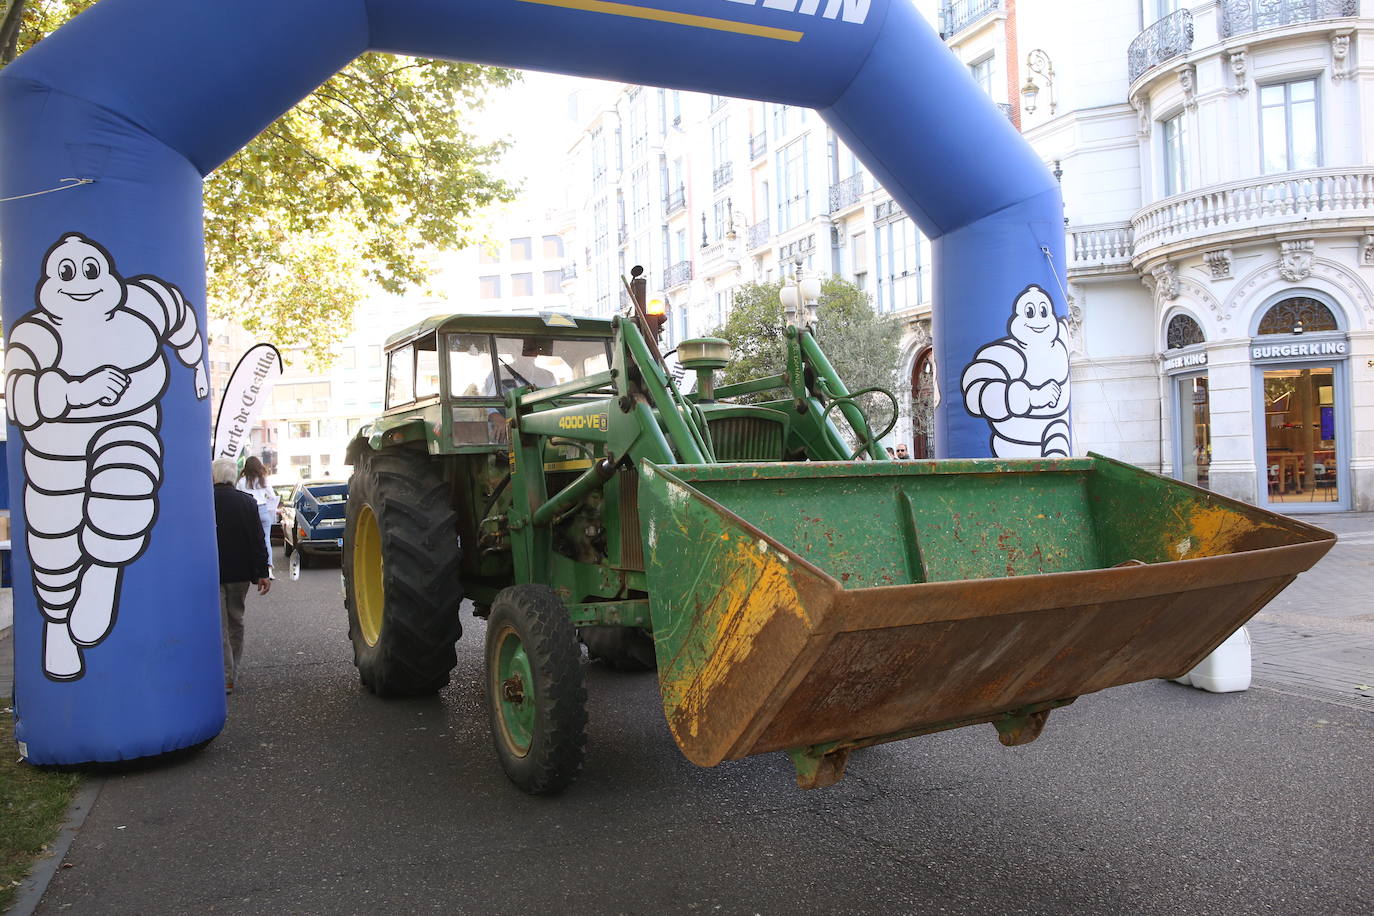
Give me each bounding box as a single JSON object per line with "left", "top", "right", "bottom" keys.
{"left": 637, "top": 454, "right": 1334, "bottom": 787}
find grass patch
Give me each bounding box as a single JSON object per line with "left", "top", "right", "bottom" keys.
{"left": 0, "top": 702, "right": 81, "bottom": 911}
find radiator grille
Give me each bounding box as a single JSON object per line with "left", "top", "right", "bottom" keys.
{"left": 619, "top": 470, "right": 644, "bottom": 571}
{"left": 708, "top": 416, "right": 785, "bottom": 462}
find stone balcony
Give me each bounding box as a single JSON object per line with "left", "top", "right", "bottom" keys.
{"left": 1068, "top": 222, "right": 1135, "bottom": 277}
{"left": 1217, "top": 0, "right": 1357, "bottom": 39}
{"left": 939, "top": 0, "right": 1003, "bottom": 38}
{"left": 1131, "top": 167, "right": 1374, "bottom": 264}
{"left": 1128, "top": 9, "right": 1193, "bottom": 84}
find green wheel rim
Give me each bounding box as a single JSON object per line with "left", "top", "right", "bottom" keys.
{"left": 494, "top": 624, "right": 535, "bottom": 756}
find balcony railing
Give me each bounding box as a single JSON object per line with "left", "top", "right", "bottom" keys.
{"left": 664, "top": 187, "right": 686, "bottom": 215}
{"left": 1128, "top": 9, "right": 1193, "bottom": 83}
{"left": 664, "top": 260, "right": 694, "bottom": 288}
{"left": 996, "top": 102, "right": 1014, "bottom": 122}
{"left": 561, "top": 264, "right": 577, "bottom": 281}
{"left": 940, "top": 0, "right": 1003, "bottom": 37}
{"left": 618, "top": 224, "right": 628, "bottom": 247}
{"left": 1219, "top": 0, "right": 1357, "bottom": 38}
{"left": 828, "top": 173, "right": 864, "bottom": 212}
{"left": 713, "top": 162, "right": 734, "bottom": 190}
{"left": 750, "top": 132, "right": 767, "bottom": 161}
{"left": 1132, "top": 167, "right": 1374, "bottom": 253}
{"left": 747, "top": 219, "right": 770, "bottom": 250}
{"left": 1069, "top": 222, "right": 1135, "bottom": 272}
{"left": 779, "top": 235, "right": 817, "bottom": 263}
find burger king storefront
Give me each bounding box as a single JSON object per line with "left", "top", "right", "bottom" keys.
{"left": 1163, "top": 294, "right": 1362, "bottom": 514}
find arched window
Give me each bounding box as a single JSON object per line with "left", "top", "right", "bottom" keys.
{"left": 910, "top": 347, "right": 935, "bottom": 459}
{"left": 1257, "top": 297, "right": 1338, "bottom": 335}
{"left": 1166, "top": 313, "right": 1204, "bottom": 349}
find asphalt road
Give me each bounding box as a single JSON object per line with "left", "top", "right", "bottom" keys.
{"left": 34, "top": 551, "right": 1374, "bottom": 916}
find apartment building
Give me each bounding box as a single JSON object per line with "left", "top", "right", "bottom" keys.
{"left": 558, "top": 0, "right": 1373, "bottom": 511}
{"left": 561, "top": 83, "right": 938, "bottom": 452}
{"left": 939, "top": 0, "right": 1371, "bottom": 512}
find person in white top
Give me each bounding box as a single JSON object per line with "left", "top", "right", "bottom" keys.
{"left": 235, "top": 455, "right": 280, "bottom": 578}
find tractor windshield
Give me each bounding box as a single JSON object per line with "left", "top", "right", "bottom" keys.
{"left": 447, "top": 333, "right": 610, "bottom": 398}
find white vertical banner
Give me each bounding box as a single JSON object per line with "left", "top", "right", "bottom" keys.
{"left": 213, "top": 343, "right": 283, "bottom": 461}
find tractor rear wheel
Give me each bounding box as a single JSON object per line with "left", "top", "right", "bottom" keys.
{"left": 579, "top": 626, "right": 657, "bottom": 671}
{"left": 485, "top": 585, "right": 588, "bottom": 794}
{"left": 343, "top": 446, "right": 463, "bottom": 697}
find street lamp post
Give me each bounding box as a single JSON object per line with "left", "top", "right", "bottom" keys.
{"left": 1020, "top": 48, "right": 1056, "bottom": 116}
{"left": 779, "top": 260, "right": 822, "bottom": 329}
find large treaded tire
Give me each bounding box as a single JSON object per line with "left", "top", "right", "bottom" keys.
{"left": 485, "top": 585, "right": 588, "bottom": 795}
{"left": 343, "top": 446, "right": 463, "bottom": 697}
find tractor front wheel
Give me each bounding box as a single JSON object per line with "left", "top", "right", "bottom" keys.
{"left": 343, "top": 446, "right": 463, "bottom": 697}
{"left": 485, "top": 585, "right": 588, "bottom": 794}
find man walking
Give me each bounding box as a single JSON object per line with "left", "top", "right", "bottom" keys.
{"left": 212, "top": 458, "right": 271, "bottom": 693}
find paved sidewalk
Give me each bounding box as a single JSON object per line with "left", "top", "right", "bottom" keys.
{"left": 1247, "top": 511, "right": 1374, "bottom": 711}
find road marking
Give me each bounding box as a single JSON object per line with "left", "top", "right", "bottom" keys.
{"left": 515, "top": 0, "right": 805, "bottom": 41}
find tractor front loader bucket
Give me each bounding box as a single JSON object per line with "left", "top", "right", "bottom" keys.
{"left": 637, "top": 454, "right": 1334, "bottom": 788}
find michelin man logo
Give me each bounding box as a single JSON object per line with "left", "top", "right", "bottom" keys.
{"left": 4, "top": 234, "right": 208, "bottom": 681}
{"left": 959, "top": 284, "right": 1071, "bottom": 458}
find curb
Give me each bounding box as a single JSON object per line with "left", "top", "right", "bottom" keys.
{"left": 7, "top": 777, "right": 104, "bottom": 916}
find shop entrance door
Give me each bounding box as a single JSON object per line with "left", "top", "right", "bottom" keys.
{"left": 1175, "top": 375, "right": 1211, "bottom": 489}
{"left": 1260, "top": 365, "right": 1343, "bottom": 508}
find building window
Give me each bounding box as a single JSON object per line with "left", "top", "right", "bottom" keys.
{"left": 509, "top": 237, "right": 533, "bottom": 261}
{"left": 776, "top": 137, "right": 809, "bottom": 232}
{"left": 542, "top": 235, "right": 564, "bottom": 258}
{"left": 1260, "top": 79, "right": 1318, "bottom": 174}
{"left": 875, "top": 216, "right": 921, "bottom": 313}
{"left": 630, "top": 165, "right": 649, "bottom": 231}
{"left": 590, "top": 126, "right": 606, "bottom": 191}
{"left": 711, "top": 119, "right": 729, "bottom": 170}
{"left": 512, "top": 273, "right": 534, "bottom": 297}
{"left": 850, "top": 230, "right": 867, "bottom": 280}
{"left": 1176, "top": 375, "right": 1211, "bottom": 490}
{"left": 1257, "top": 297, "right": 1337, "bottom": 335}
{"left": 970, "top": 55, "right": 994, "bottom": 96}
{"left": 288, "top": 421, "right": 311, "bottom": 439}
{"left": 713, "top": 199, "right": 728, "bottom": 241}
{"left": 1166, "top": 314, "right": 1205, "bottom": 349}
{"left": 543, "top": 270, "right": 563, "bottom": 294}
{"left": 771, "top": 103, "right": 791, "bottom": 139}
{"left": 479, "top": 275, "right": 501, "bottom": 299}
{"left": 478, "top": 246, "right": 499, "bottom": 264}
{"left": 1162, "top": 111, "right": 1188, "bottom": 196}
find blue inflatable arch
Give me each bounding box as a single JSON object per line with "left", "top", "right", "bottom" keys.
{"left": 0, "top": 0, "right": 1067, "bottom": 763}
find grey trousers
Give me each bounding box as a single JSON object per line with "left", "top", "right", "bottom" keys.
{"left": 220, "top": 581, "right": 250, "bottom": 685}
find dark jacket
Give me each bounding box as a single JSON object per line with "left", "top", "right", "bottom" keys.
{"left": 214, "top": 483, "right": 269, "bottom": 583}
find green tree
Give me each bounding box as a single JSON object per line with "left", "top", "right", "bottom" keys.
{"left": 710, "top": 277, "right": 903, "bottom": 438}
{"left": 2, "top": 0, "right": 517, "bottom": 365}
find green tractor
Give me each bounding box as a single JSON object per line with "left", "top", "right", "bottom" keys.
{"left": 343, "top": 269, "right": 1333, "bottom": 795}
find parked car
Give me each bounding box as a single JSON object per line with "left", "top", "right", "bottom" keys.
{"left": 281, "top": 480, "right": 348, "bottom": 568}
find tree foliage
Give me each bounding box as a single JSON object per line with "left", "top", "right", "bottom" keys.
{"left": 710, "top": 277, "right": 903, "bottom": 437}
{"left": 2, "top": 0, "right": 517, "bottom": 365}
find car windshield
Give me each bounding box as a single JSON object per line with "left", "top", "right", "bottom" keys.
{"left": 305, "top": 484, "right": 347, "bottom": 504}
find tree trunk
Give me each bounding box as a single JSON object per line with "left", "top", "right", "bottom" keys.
{"left": 0, "top": 0, "right": 29, "bottom": 67}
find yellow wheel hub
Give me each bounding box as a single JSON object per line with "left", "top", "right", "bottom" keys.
{"left": 353, "top": 504, "right": 385, "bottom": 647}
